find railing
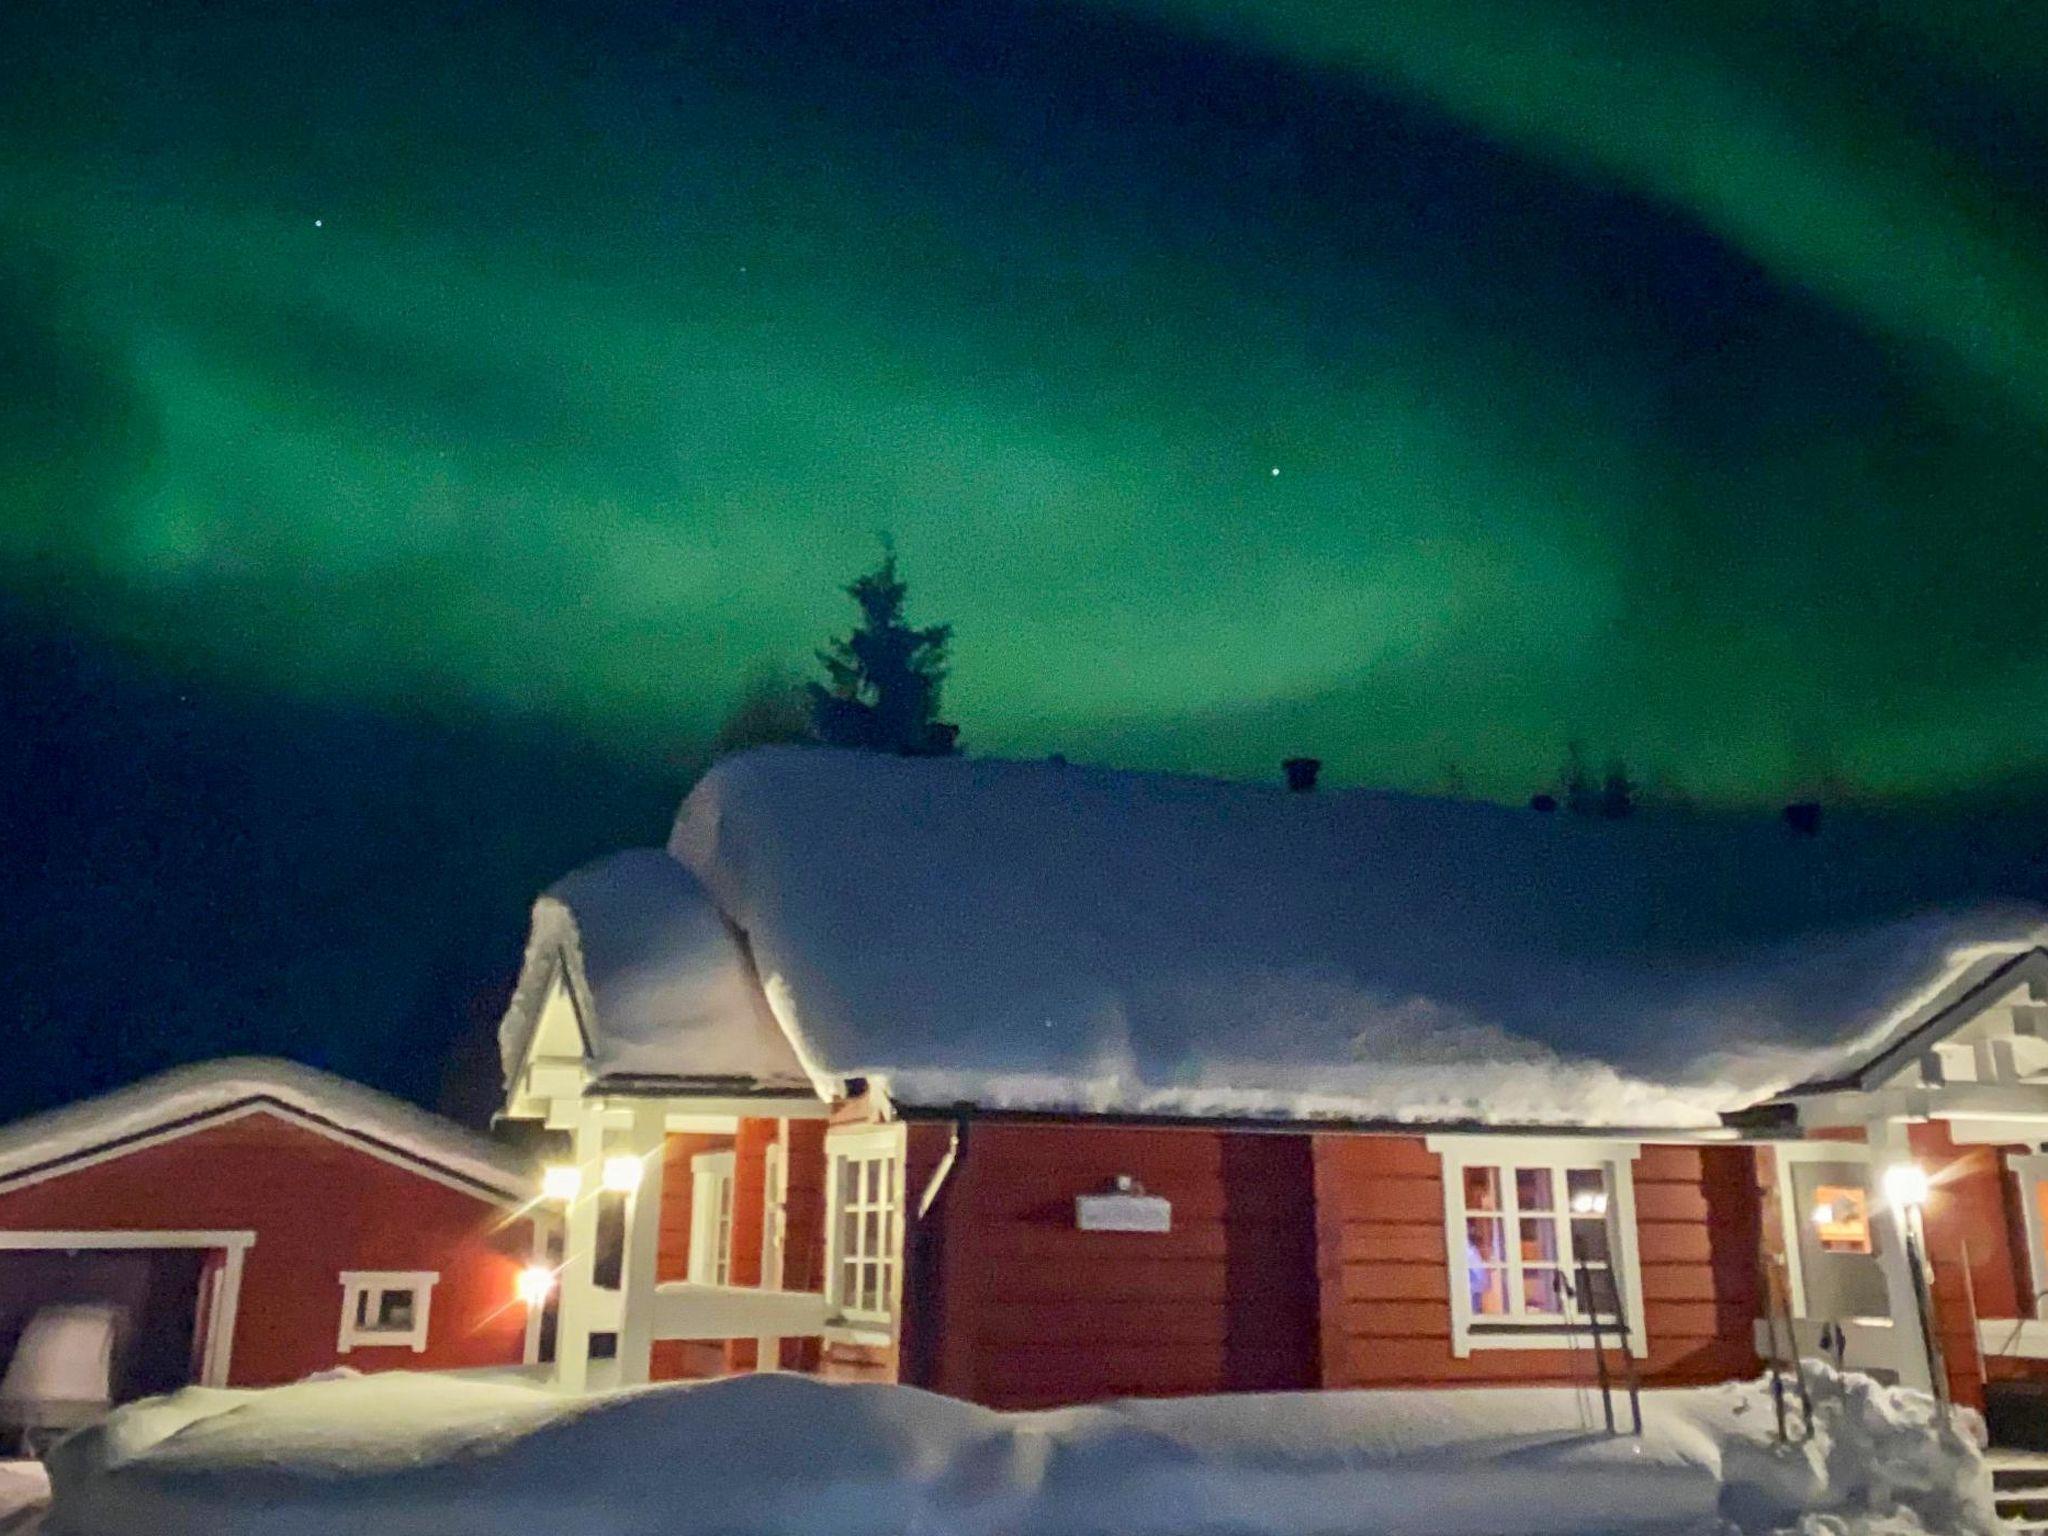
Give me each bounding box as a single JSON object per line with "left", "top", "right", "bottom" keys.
{"left": 650, "top": 1283, "right": 829, "bottom": 1341}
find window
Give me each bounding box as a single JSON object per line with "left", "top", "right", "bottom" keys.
{"left": 337, "top": 1271, "right": 437, "bottom": 1353}
{"left": 688, "top": 1150, "right": 736, "bottom": 1285}
{"left": 1810, "top": 1185, "right": 1872, "bottom": 1254}
{"left": 1459, "top": 1164, "right": 1614, "bottom": 1321}
{"left": 825, "top": 1127, "right": 904, "bottom": 1335}
{"left": 1431, "top": 1139, "right": 1644, "bottom": 1356}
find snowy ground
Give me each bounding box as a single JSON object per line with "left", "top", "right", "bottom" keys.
{"left": 32, "top": 1364, "right": 1996, "bottom": 1536}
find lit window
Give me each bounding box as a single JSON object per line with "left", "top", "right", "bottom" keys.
{"left": 1457, "top": 1164, "right": 1615, "bottom": 1322}
{"left": 689, "top": 1150, "right": 736, "bottom": 1285}
{"left": 825, "top": 1130, "right": 903, "bottom": 1332}
{"left": 336, "top": 1271, "right": 438, "bottom": 1353}
{"left": 1811, "top": 1184, "right": 1873, "bottom": 1254}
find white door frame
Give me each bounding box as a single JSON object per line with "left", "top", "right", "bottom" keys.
{"left": 0, "top": 1230, "right": 257, "bottom": 1387}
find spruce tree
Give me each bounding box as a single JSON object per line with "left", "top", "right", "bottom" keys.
{"left": 809, "top": 545, "right": 958, "bottom": 755}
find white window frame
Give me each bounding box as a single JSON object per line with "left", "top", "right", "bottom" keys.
{"left": 688, "top": 1149, "right": 737, "bottom": 1286}
{"left": 337, "top": 1270, "right": 438, "bottom": 1353}
{"left": 1429, "top": 1137, "right": 1646, "bottom": 1358}
{"left": 823, "top": 1124, "right": 906, "bottom": 1344}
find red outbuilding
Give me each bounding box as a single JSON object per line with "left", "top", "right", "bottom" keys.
{"left": 0, "top": 1059, "right": 538, "bottom": 1405}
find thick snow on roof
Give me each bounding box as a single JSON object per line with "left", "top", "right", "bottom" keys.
{"left": 39, "top": 1365, "right": 1996, "bottom": 1536}
{"left": 498, "top": 849, "right": 810, "bottom": 1089}
{"left": 669, "top": 748, "right": 2048, "bottom": 1128}
{"left": 0, "top": 1058, "right": 532, "bottom": 1199}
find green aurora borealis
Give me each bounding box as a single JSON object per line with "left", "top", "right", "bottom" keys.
{"left": 5, "top": 0, "right": 2048, "bottom": 800}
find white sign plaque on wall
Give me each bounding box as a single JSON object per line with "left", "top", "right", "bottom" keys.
{"left": 1075, "top": 1192, "right": 1172, "bottom": 1233}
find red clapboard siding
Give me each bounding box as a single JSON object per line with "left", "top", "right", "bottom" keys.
{"left": 920, "top": 1122, "right": 1319, "bottom": 1408}
{"left": 0, "top": 1112, "right": 530, "bottom": 1386}
{"left": 1315, "top": 1134, "right": 1762, "bottom": 1390}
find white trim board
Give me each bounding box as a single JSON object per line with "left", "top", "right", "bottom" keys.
{"left": 0, "top": 1229, "right": 256, "bottom": 1250}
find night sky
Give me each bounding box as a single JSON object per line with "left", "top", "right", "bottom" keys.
{"left": 4, "top": 0, "right": 2046, "bottom": 1118}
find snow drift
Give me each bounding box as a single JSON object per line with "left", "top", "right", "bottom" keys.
{"left": 658, "top": 747, "right": 2048, "bottom": 1127}
{"left": 39, "top": 1365, "right": 1995, "bottom": 1536}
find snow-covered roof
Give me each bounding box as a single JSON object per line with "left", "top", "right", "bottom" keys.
{"left": 497, "top": 849, "right": 810, "bottom": 1090}
{"left": 0, "top": 1058, "right": 533, "bottom": 1200}
{"left": 658, "top": 748, "right": 2048, "bottom": 1129}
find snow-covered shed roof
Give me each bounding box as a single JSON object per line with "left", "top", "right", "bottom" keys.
{"left": 0, "top": 1058, "right": 533, "bottom": 1201}
{"left": 659, "top": 748, "right": 2048, "bottom": 1130}
{"left": 497, "top": 848, "right": 810, "bottom": 1090}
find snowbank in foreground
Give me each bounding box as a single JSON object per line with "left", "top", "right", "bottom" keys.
{"left": 41, "top": 1364, "right": 1994, "bottom": 1536}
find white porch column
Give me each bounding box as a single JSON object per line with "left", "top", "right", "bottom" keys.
{"left": 613, "top": 1103, "right": 668, "bottom": 1387}
{"left": 1869, "top": 1118, "right": 1935, "bottom": 1393}
{"left": 553, "top": 1101, "right": 608, "bottom": 1393}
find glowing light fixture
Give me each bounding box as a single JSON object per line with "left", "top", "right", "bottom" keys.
{"left": 516, "top": 1266, "right": 556, "bottom": 1306}
{"left": 1569, "top": 1189, "right": 1609, "bottom": 1217}
{"left": 541, "top": 1164, "right": 582, "bottom": 1204}
{"left": 601, "top": 1154, "right": 644, "bottom": 1193}
{"left": 1882, "top": 1162, "right": 1929, "bottom": 1215}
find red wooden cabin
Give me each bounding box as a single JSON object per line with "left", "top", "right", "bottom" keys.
{"left": 0, "top": 1060, "right": 538, "bottom": 1401}
{"left": 499, "top": 747, "right": 2048, "bottom": 1415}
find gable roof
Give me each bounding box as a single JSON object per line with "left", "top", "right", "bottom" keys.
{"left": 1768, "top": 944, "right": 2048, "bottom": 1098}
{"left": 654, "top": 748, "right": 2048, "bottom": 1130}
{"left": 0, "top": 1058, "right": 534, "bottom": 1202}
{"left": 497, "top": 849, "right": 811, "bottom": 1092}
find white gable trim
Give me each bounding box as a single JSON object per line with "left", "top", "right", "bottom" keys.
{"left": 0, "top": 1099, "right": 528, "bottom": 1205}
{"left": 1841, "top": 948, "right": 2048, "bottom": 1092}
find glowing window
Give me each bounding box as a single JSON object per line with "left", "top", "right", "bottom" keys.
{"left": 1811, "top": 1184, "right": 1872, "bottom": 1255}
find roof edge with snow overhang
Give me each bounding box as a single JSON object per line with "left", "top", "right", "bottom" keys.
{"left": 0, "top": 1058, "right": 535, "bottom": 1204}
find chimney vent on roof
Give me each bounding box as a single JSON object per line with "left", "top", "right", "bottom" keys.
{"left": 1283, "top": 757, "right": 1321, "bottom": 793}
{"left": 1783, "top": 802, "right": 1822, "bottom": 837}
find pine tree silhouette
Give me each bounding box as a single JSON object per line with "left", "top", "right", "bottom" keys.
{"left": 809, "top": 543, "right": 958, "bottom": 755}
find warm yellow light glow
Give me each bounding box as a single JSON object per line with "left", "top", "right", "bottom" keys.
{"left": 1883, "top": 1162, "right": 1929, "bottom": 1214}
{"left": 541, "top": 1164, "right": 582, "bottom": 1203}
{"left": 601, "top": 1154, "right": 644, "bottom": 1193}
{"left": 516, "top": 1265, "right": 556, "bottom": 1306}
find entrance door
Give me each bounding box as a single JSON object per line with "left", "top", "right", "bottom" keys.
{"left": 1788, "top": 1160, "right": 1889, "bottom": 1320}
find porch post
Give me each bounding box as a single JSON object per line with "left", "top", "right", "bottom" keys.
{"left": 553, "top": 1101, "right": 608, "bottom": 1393}
{"left": 614, "top": 1103, "right": 668, "bottom": 1386}
{"left": 1870, "top": 1118, "right": 1935, "bottom": 1393}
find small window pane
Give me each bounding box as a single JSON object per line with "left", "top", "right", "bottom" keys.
{"left": 1519, "top": 1218, "right": 1558, "bottom": 1264}
{"left": 377, "top": 1290, "right": 415, "bottom": 1330}
{"left": 1463, "top": 1166, "right": 1502, "bottom": 1212}
{"left": 1523, "top": 1268, "right": 1568, "bottom": 1315}
{"left": 1516, "top": 1168, "right": 1555, "bottom": 1212}
{"left": 1571, "top": 1216, "right": 1613, "bottom": 1266}
{"left": 1470, "top": 1266, "right": 1510, "bottom": 1316}
{"left": 1565, "top": 1168, "right": 1608, "bottom": 1216}
{"left": 1466, "top": 1217, "right": 1506, "bottom": 1264}
{"left": 355, "top": 1291, "right": 370, "bottom": 1328}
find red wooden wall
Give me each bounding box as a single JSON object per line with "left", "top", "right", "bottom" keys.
{"left": 914, "top": 1123, "right": 1320, "bottom": 1408}
{"left": 0, "top": 1112, "right": 531, "bottom": 1385}
{"left": 1311, "top": 1136, "right": 1758, "bottom": 1389}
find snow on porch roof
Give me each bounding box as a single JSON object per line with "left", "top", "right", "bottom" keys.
{"left": 662, "top": 748, "right": 2048, "bottom": 1130}
{"left": 497, "top": 849, "right": 811, "bottom": 1091}
{"left": 0, "top": 1058, "right": 534, "bottom": 1200}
